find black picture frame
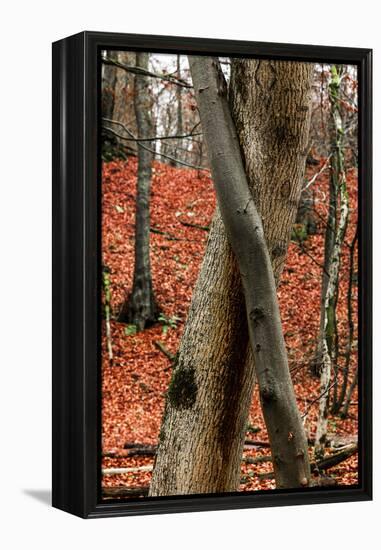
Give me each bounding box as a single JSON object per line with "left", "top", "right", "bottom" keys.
{"left": 52, "top": 31, "right": 372, "bottom": 519}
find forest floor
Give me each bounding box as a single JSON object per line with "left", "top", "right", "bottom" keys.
{"left": 101, "top": 156, "right": 358, "bottom": 496}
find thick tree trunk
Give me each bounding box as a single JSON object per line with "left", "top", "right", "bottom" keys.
{"left": 149, "top": 57, "right": 313, "bottom": 495}
{"left": 188, "top": 56, "right": 311, "bottom": 488}
{"left": 150, "top": 213, "right": 254, "bottom": 494}
{"left": 229, "top": 59, "right": 313, "bottom": 281}
{"left": 118, "top": 53, "right": 158, "bottom": 329}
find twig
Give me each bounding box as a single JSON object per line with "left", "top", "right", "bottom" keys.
{"left": 313, "top": 208, "right": 353, "bottom": 250}
{"left": 154, "top": 341, "right": 176, "bottom": 362}
{"left": 103, "top": 118, "right": 209, "bottom": 172}
{"left": 301, "top": 379, "right": 337, "bottom": 419}
{"left": 178, "top": 219, "right": 210, "bottom": 231}
{"left": 303, "top": 155, "right": 332, "bottom": 190}
{"left": 150, "top": 226, "right": 181, "bottom": 241}
{"left": 102, "top": 55, "right": 192, "bottom": 88}
{"left": 294, "top": 239, "right": 329, "bottom": 275}
{"left": 102, "top": 122, "right": 202, "bottom": 142}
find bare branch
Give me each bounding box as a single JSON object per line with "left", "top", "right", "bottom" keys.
{"left": 102, "top": 118, "right": 202, "bottom": 142}
{"left": 301, "top": 379, "right": 337, "bottom": 419}
{"left": 102, "top": 55, "right": 193, "bottom": 88}
{"left": 293, "top": 239, "right": 329, "bottom": 276}
{"left": 103, "top": 118, "right": 209, "bottom": 172}
{"left": 303, "top": 155, "right": 332, "bottom": 191}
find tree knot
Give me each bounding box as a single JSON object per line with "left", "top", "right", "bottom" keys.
{"left": 271, "top": 242, "right": 287, "bottom": 259}
{"left": 260, "top": 383, "right": 277, "bottom": 403}
{"left": 249, "top": 307, "right": 265, "bottom": 326}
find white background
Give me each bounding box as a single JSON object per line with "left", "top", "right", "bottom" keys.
{"left": 0, "top": 1, "right": 378, "bottom": 548}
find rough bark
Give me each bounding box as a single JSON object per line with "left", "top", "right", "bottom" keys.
{"left": 295, "top": 187, "right": 318, "bottom": 236}
{"left": 118, "top": 53, "right": 158, "bottom": 329}
{"left": 149, "top": 57, "right": 313, "bottom": 496}
{"left": 190, "top": 56, "right": 311, "bottom": 487}
{"left": 229, "top": 59, "right": 314, "bottom": 281}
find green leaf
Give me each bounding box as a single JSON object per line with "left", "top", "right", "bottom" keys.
{"left": 124, "top": 324, "right": 137, "bottom": 336}
{"left": 246, "top": 424, "right": 261, "bottom": 434}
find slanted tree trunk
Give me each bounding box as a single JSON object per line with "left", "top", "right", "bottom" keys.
{"left": 189, "top": 56, "right": 311, "bottom": 488}
{"left": 118, "top": 53, "right": 158, "bottom": 329}
{"left": 149, "top": 57, "right": 313, "bottom": 496}
{"left": 315, "top": 66, "right": 349, "bottom": 459}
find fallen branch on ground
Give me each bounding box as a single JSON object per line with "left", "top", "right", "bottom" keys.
{"left": 150, "top": 227, "right": 182, "bottom": 241}
{"left": 242, "top": 455, "right": 272, "bottom": 465}
{"left": 312, "top": 443, "right": 357, "bottom": 471}
{"left": 102, "top": 486, "right": 149, "bottom": 498}
{"left": 153, "top": 341, "right": 176, "bottom": 363}
{"left": 103, "top": 450, "right": 131, "bottom": 458}
{"left": 178, "top": 219, "right": 210, "bottom": 231}
{"left": 257, "top": 444, "right": 358, "bottom": 480}
{"left": 244, "top": 439, "right": 271, "bottom": 448}
{"left": 102, "top": 465, "right": 153, "bottom": 476}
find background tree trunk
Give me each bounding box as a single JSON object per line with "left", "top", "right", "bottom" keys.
{"left": 118, "top": 53, "right": 158, "bottom": 329}
{"left": 315, "top": 66, "right": 349, "bottom": 459}
{"left": 149, "top": 57, "right": 313, "bottom": 496}
{"left": 102, "top": 50, "right": 118, "bottom": 120}
{"left": 175, "top": 55, "right": 183, "bottom": 166}
{"left": 310, "top": 160, "right": 337, "bottom": 377}
{"left": 334, "top": 227, "right": 357, "bottom": 414}
{"left": 111, "top": 51, "right": 138, "bottom": 155}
